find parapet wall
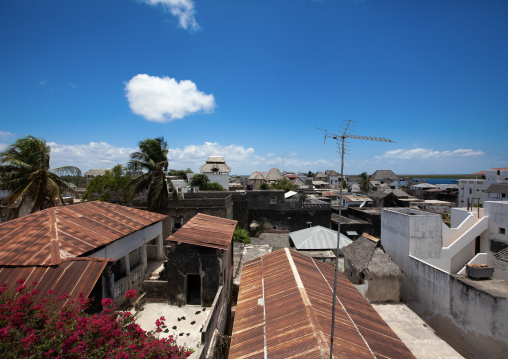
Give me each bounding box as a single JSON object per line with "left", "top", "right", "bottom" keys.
{"left": 403, "top": 256, "right": 508, "bottom": 359}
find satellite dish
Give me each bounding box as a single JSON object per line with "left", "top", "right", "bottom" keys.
{"left": 359, "top": 200, "right": 367, "bottom": 208}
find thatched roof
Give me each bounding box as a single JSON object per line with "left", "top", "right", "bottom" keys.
{"left": 485, "top": 184, "right": 508, "bottom": 195}
{"left": 200, "top": 156, "right": 231, "bottom": 173}
{"left": 370, "top": 170, "right": 399, "bottom": 180}
{"left": 266, "top": 168, "right": 284, "bottom": 182}
{"left": 343, "top": 235, "right": 404, "bottom": 278}
{"left": 84, "top": 169, "right": 109, "bottom": 177}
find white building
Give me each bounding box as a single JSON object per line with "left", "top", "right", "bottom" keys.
{"left": 458, "top": 168, "right": 508, "bottom": 207}
{"left": 381, "top": 202, "right": 508, "bottom": 358}
{"left": 187, "top": 155, "right": 232, "bottom": 190}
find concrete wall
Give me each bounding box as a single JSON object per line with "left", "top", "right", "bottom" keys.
{"left": 89, "top": 222, "right": 162, "bottom": 260}
{"left": 485, "top": 201, "right": 508, "bottom": 280}
{"left": 365, "top": 276, "right": 400, "bottom": 303}
{"left": 403, "top": 257, "right": 508, "bottom": 359}
{"left": 381, "top": 205, "right": 508, "bottom": 358}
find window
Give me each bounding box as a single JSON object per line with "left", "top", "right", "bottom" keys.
{"left": 502, "top": 193, "right": 507, "bottom": 198}
{"left": 171, "top": 216, "right": 184, "bottom": 232}
{"left": 469, "top": 189, "right": 472, "bottom": 194}
{"left": 500, "top": 228, "right": 506, "bottom": 235}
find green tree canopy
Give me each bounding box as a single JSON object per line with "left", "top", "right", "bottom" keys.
{"left": 168, "top": 168, "right": 193, "bottom": 180}
{"left": 358, "top": 172, "right": 370, "bottom": 194}
{"left": 206, "top": 182, "right": 225, "bottom": 191}
{"left": 270, "top": 178, "right": 297, "bottom": 192}
{"left": 189, "top": 174, "right": 210, "bottom": 191}
{"left": 81, "top": 165, "right": 134, "bottom": 205}
{"left": 233, "top": 227, "right": 251, "bottom": 244}
{"left": 128, "top": 137, "right": 173, "bottom": 210}
{"left": 0, "top": 135, "right": 81, "bottom": 218}
{"left": 189, "top": 174, "right": 225, "bottom": 191}
{"left": 258, "top": 182, "right": 269, "bottom": 190}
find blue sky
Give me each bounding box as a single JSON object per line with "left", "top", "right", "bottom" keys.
{"left": 1, "top": 0, "right": 507, "bottom": 175}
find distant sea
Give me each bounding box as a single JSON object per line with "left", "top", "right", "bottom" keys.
{"left": 414, "top": 178, "right": 459, "bottom": 185}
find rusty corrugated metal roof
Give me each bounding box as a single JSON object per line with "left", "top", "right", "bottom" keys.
{"left": 168, "top": 213, "right": 237, "bottom": 250}
{"left": 229, "top": 249, "right": 416, "bottom": 359}
{"left": 0, "top": 201, "right": 166, "bottom": 266}
{"left": 0, "top": 257, "right": 111, "bottom": 310}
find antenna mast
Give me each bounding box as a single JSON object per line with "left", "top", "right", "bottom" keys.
{"left": 317, "top": 120, "right": 395, "bottom": 358}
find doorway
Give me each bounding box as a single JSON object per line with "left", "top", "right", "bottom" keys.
{"left": 187, "top": 274, "right": 201, "bottom": 305}
{"left": 475, "top": 236, "right": 481, "bottom": 255}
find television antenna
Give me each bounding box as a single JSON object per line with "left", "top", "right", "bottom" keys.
{"left": 316, "top": 120, "right": 395, "bottom": 358}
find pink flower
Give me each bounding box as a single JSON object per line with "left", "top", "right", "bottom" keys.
{"left": 101, "top": 298, "right": 114, "bottom": 307}
{"left": 124, "top": 289, "right": 137, "bottom": 299}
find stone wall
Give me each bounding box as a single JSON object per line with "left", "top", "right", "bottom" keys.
{"left": 165, "top": 245, "right": 224, "bottom": 306}
{"left": 247, "top": 190, "right": 330, "bottom": 231}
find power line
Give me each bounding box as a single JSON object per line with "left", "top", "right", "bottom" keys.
{"left": 316, "top": 120, "right": 395, "bottom": 358}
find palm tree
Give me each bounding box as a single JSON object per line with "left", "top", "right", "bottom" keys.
{"left": 128, "top": 137, "right": 173, "bottom": 210}
{"left": 0, "top": 136, "right": 81, "bottom": 218}
{"left": 358, "top": 172, "right": 370, "bottom": 194}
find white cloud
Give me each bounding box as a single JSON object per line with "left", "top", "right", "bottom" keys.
{"left": 125, "top": 74, "right": 216, "bottom": 122}
{"left": 375, "top": 148, "right": 484, "bottom": 160}
{"left": 48, "top": 142, "right": 136, "bottom": 173}
{"left": 168, "top": 142, "right": 255, "bottom": 170}
{"left": 0, "top": 131, "right": 14, "bottom": 141}
{"left": 141, "top": 0, "right": 199, "bottom": 30}
{"left": 45, "top": 140, "right": 335, "bottom": 176}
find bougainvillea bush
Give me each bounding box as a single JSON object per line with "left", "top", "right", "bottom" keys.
{"left": 0, "top": 280, "right": 193, "bottom": 358}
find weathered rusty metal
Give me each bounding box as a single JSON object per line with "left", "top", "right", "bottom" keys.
{"left": 167, "top": 213, "right": 237, "bottom": 250}
{"left": 230, "top": 249, "right": 415, "bottom": 359}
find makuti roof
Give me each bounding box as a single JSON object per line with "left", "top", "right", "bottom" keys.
{"left": 266, "top": 168, "right": 284, "bottom": 182}
{"left": 485, "top": 184, "right": 508, "bottom": 195}
{"left": 370, "top": 170, "right": 399, "bottom": 180}
{"left": 0, "top": 201, "right": 167, "bottom": 266}
{"left": 248, "top": 171, "right": 268, "bottom": 180}
{"left": 343, "top": 235, "right": 403, "bottom": 278}
{"left": 83, "top": 169, "right": 109, "bottom": 177}
{"left": 199, "top": 156, "right": 231, "bottom": 173}
{"left": 229, "top": 249, "right": 415, "bottom": 359}
{"left": 167, "top": 213, "right": 237, "bottom": 250}
{"left": 290, "top": 225, "right": 352, "bottom": 250}
{"left": 0, "top": 257, "right": 111, "bottom": 310}
{"left": 205, "top": 156, "right": 226, "bottom": 163}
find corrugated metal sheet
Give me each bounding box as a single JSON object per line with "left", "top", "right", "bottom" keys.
{"left": 0, "top": 201, "right": 166, "bottom": 266}
{"left": 0, "top": 257, "right": 111, "bottom": 310}
{"left": 290, "top": 226, "right": 352, "bottom": 250}
{"left": 168, "top": 213, "right": 237, "bottom": 250}
{"left": 230, "top": 249, "right": 416, "bottom": 359}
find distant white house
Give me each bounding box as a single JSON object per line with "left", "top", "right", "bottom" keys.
{"left": 458, "top": 168, "right": 508, "bottom": 207}
{"left": 188, "top": 156, "right": 231, "bottom": 189}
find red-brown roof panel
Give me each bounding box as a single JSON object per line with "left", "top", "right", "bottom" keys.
{"left": 168, "top": 213, "right": 237, "bottom": 250}
{"left": 0, "top": 201, "right": 166, "bottom": 266}
{"left": 230, "top": 249, "right": 415, "bottom": 359}
{"left": 0, "top": 257, "right": 110, "bottom": 310}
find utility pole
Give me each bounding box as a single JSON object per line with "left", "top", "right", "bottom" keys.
{"left": 317, "top": 121, "right": 395, "bottom": 358}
